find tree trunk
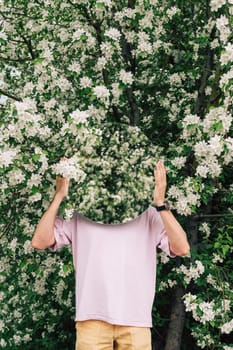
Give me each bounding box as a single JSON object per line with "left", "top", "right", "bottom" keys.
{"left": 163, "top": 285, "right": 186, "bottom": 350}
{"left": 163, "top": 215, "right": 198, "bottom": 350}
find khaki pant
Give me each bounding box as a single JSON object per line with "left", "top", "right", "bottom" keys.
{"left": 75, "top": 320, "right": 151, "bottom": 350}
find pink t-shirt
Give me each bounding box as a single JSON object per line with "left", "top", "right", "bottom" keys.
{"left": 50, "top": 205, "right": 175, "bottom": 327}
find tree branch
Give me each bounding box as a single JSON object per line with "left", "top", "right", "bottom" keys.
{"left": 0, "top": 88, "right": 22, "bottom": 101}
{"left": 194, "top": 28, "right": 215, "bottom": 116}
{"left": 20, "top": 35, "right": 36, "bottom": 60}
{"left": 128, "top": 0, "right": 136, "bottom": 8}
{"left": 194, "top": 214, "right": 233, "bottom": 219}
{"left": 66, "top": 0, "right": 77, "bottom": 7}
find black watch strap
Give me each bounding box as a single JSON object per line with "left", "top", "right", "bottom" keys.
{"left": 151, "top": 201, "right": 170, "bottom": 211}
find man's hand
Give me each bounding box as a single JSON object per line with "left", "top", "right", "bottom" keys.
{"left": 55, "top": 157, "right": 70, "bottom": 199}
{"left": 152, "top": 160, "right": 190, "bottom": 256}
{"left": 153, "top": 161, "right": 167, "bottom": 206}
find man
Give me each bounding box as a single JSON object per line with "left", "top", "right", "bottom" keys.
{"left": 31, "top": 160, "right": 190, "bottom": 350}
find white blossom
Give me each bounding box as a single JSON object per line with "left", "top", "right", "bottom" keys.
{"left": 68, "top": 62, "right": 81, "bottom": 74}
{"left": 13, "top": 335, "right": 22, "bottom": 345}
{"left": 137, "top": 31, "right": 152, "bottom": 54}
{"left": 96, "top": 56, "right": 107, "bottom": 70}
{"left": 119, "top": 69, "right": 134, "bottom": 85}
{"left": 100, "top": 42, "right": 115, "bottom": 60}
{"left": 181, "top": 114, "right": 201, "bottom": 139}
{"left": 171, "top": 156, "right": 186, "bottom": 169}
{"left": 159, "top": 251, "right": 170, "bottom": 264}
{"left": 185, "top": 296, "right": 218, "bottom": 324}
{"left": 220, "top": 67, "right": 233, "bottom": 88}
{"left": 8, "top": 169, "right": 25, "bottom": 186}
{"left": 196, "top": 165, "right": 209, "bottom": 178}
{"left": 221, "top": 299, "right": 231, "bottom": 312}
{"left": 28, "top": 192, "right": 42, "bottom": 203}
{"left": 167, "top": 6, "right": 180, "bottom": 17}
{"left": 64, "top": 208, "right": 75, "bottom": 221}
{"left": 111, "top": 82, "right": 122, "bottom": 104}
{"left": 216, "top": 15, "right": 231, "bottom": 43}
{"left": 197, "top": 301, "right": 216, "bottom": 323}
{"left": 114, "top": 8, "right": 136, "bottom": 23}
{"left": 207, "top": 274, "right": 217, "bottom": 287}
{"left": 105, "top": 28, "right": 121, "bottom": 41}
{"left": 0, "top": 31, "right": 7, "bottom": 40}
{"left": 169, "top": 73, "right": 183, "bottom": 85}
{"left": 202, "top": 107, "right": 232, "bottom": 135}
{"left": 80, "top": 76, "right": 92, "bottom": 88}
{"left": 73, "top": 28, "right": 85, "bottom": 40}
{"left": 225, "top": 137, "right": 233, "bottom": 164}
{"left": 213, "top": 253, "right": 224, "bottom": 263}
{"left": 208, "top": 161, "right": 222, "bottom": 177}
{"left": 0, "top": 338, "right": 7, "bottom": 347}
{"left": 23, "top": 240, "right": 34, "bottom": 254}
{"left": 197, "top": 334, "right": 215, "bottom": 348}
{"left": 93, "top": 85, "right": 110, "bottom": 100}
{"left": 220, "top": 43, "right": 233, "bottom": 65}
{"left": 137, "top": 40, "right": 152, "bottom": 54}
{"left": 0, "top": 320, "right": 5, "bottom": 332}
{"left": 27, "top": 174, "right": 42, "bottom": 188}
{"left": 51, "top": 157, "right": 86, "bottom": 182}
{"left": 9, "top": 238, "right": 17, "bottom": 252}
{"left": 183, "top": 293, "right": 198, "bottom": 312}
{"left": 168, "top": 179, "right": 202, "bottom": 216}
{"left": 220, "top": 319, "right": 233, "bottom": 334}
{"left": 70, "top": 109, "right": 89, "bottom": 124}
{"left": 209, "top": 135, "right": 223, "bottom": 156}
{"left": 199, "top": 222, "right": 211, "bottom": 238}
{"left": 34, "top": 277, "right": 46, "bottom": 296}
{"left": 177, "top": 260, "right": 205, "bottom": 284}
{"left": 210, "top": 0, "right": 227, "bottom": 11}
{"left": 0, "top": 148, "right": 18, "bottom": 167}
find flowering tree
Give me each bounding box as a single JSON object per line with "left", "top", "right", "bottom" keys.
{"left": 0, "top": 0, "right": 232, "bottom": 349}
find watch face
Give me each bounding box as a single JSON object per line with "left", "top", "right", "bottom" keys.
{"left": 60, "top": 122, "right": 160, "bottom": 224}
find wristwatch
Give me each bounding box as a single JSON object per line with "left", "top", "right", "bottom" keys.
{"left": 151, "top": 200, "right": 170, "bottom": 211}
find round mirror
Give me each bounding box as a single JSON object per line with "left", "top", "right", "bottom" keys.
{"left": 61, "top": 122, "right": 160, "bottom": 224}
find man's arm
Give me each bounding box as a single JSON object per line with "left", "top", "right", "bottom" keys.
{"left": 153, "top": 161, "right": 190, "bottom": 257}
{"left": 31, "top": 158, "right": 70, "bottom": 250}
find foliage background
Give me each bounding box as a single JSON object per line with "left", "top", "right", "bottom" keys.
{"left": 0, "top": 0, "right": 232, "bottom": 349}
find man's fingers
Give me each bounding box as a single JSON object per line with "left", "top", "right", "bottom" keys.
{"left": 155, "top": 161, "right": 163, "bottom": 173}
{"left": 154, "top": 160, "right": 166, "bottom": 183}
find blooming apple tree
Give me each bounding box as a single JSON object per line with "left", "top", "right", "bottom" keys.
{"left": 0, "top": 0, "right": 232, "bottom": 349}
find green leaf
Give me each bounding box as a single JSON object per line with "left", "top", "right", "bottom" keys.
{"left": 4, "top": 187, "right": 11, "bottom": 195}
{"left": 81, "top": 34, "right": 87, "bottom": 41}
{"left": 32, "top": 57, "right": 45, "bottom": 64}
{"left": 209, "top": 120, "right": 223, "bottom": 132}
{"left": 96, "top": 2, "right": 105, "bottom": 8}
{"left": 30, "top": 185, "right": 40, "bottom": 194}
{"left": 32, "top": 154, "right": 41, "bottom": 162}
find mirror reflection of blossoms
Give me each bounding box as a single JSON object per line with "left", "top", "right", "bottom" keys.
{"left": 52, "top": 123, "right": 159, "bottom": 224}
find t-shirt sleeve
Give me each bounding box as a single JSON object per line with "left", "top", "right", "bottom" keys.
{"left": 149, "top": 206, "right": 176, "bottom": 258}
{"left": 49, "top": 213, "right": 76, "bottom": 252}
